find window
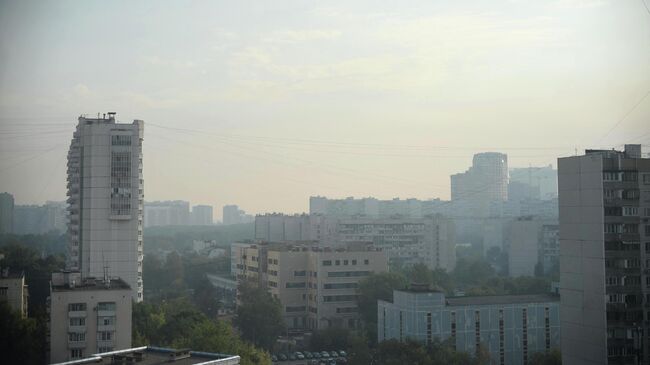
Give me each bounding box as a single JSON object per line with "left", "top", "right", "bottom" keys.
{"left": 426, "top": 312, "right": 432, "bottom": 345}
{"left": 97, "top": 347, "right": 113, "bottom": 354}
{"left": 605, "top": 224, "right": 622, "bottom": 234}
{"left": 68, "top": 332, "right": 85, "bottom": 342}
{"left": 335, "top": 260, "right": 341, "bottom": 266}
{"left": 98, "top": 316, "right": 115, "bottom": 326}
{"left": 70, "top": 317, "right": 86, "bottom": 326}
{"left": 327, "top": 271, "right": 371, "bottom": 278}
{"left": 0, "top": 287, "right": 7, "bottom": 297}
{"left": 268, "top": 281, "right": 277, "bottom": 288}
{"left": 111, "top": 135, "right": 132, "bottom": 146}
{"left": 98, "top": 331, "right": 113, "bottom": 341}
{"left": 294, "top": 270, "right": 306, "bottom": 277}
{"left": 68, "top": 303, "right": 87, "bottom": 312}
{"left": 343, "top": 260, "right": 349, "bottom": 265}
{"left": 607, "top": 276, "right": 620, "bottom": 286}
{"left": 323, "top": 282, "right": 358, "bottom": 289}
{"left": 623, "top": 207, "right": 638, "bottom": 216}
{"left": 336, "top": 307, "right": 358, "bottom": 313}
{"left": 71, "top": 349, "right": 84, "bottom": 359}
{"left": 352, "top": 260, "right": 357, "bottom": 265}
{"left": 522, "top": 309, "right": 528, "bottom": 364}
{"left": 643, "top": 174, "right": 650, "bottom": 184}
{"left": 322, "top": 260, "right": 332, "bottom": 266}
{"left": 97, "top": 302, "right": 116, "bottom": 311}
{"left": 603, "top": 172, "right": 621, "bottom": 181}
{"left": 323, "top": 295, "right": 358, "bottom": 302}
{"left": 285, "top": 282, "right": 306, "bottom": 289}
{"left": 364, "top": 259, "right": 369, "bottom": 265}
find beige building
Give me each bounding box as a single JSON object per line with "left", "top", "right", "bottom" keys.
{"left": 49, "top": 272, "right": 132, "bottom": 363}
{"left": 232, "top": 241, "right": 388, "bottom": 332}
{"left": 0, "top": 268, "right": 28, "bottom": 318}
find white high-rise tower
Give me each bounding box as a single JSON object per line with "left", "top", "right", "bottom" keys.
{"left": 66, "top": 112, "right": 144, "bottom": 301}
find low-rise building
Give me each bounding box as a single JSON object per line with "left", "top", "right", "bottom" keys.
{"left": 50, "top": 346, "right": 240, "bottom": 365}
{"left": 232, "top": 241, "right": 388, "bottom": 331}
{"left": 49, "top": 272, "right": 132, "bottom": 363}
{"left": 0, "top": 267, "right": 28, "bottom": 317}
{"left": 378, "top": 288, "right": 560, "bottom": 365}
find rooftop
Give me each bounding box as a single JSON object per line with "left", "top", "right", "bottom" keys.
{"left": 51, "top": 272, "right": 131, "bottom": 292}
{"left": 51, "top": 346, "right": 240, "bottom": 365}
{"left": 446, "top": 293, "right": 559, "bottom": 306}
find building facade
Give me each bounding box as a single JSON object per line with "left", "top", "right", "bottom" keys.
{"left": 49, "top": 272, "right": 132, "bottom": 363}
{"left": 223, "top": 205, "right": 253, "bottom": 225}
{"left": 144, "top": 200, "right": 190, "bottom": 227}
{"left": 506, "top": 217, "right": 558, "bottom": 277}
{"left": 309, "top": 196, "right": 447, "bottom": 218}
{"left": 66, "top": 113, "right": 144, "bottom": 301}
{"left": 451, "top": 152, "right": 508, "bottom": 218}
{"left": 191, "top": 204, "right": 213, "bottom": 225}
{"left": 0, "top": 268, "right": 28, "bottom": 317}
{"left": 13, "top": 201, "right": 67, "bottom": 234}
{"left": 0, "top": 192, "right": 14, "bottom": 234}
{"left": 558, "top": 144, "right": 650, "bottom": 365}
{"left": 231, "top": 241, "right": 388, "bottom": 331}
{"left": 378, "top": 289, "right": 560, "bottom": 365}
{"left": 510, "top": 165, "right": 558, "bottom": 201}
{"left": 336, "top": 215, "right": 456, "bottom": 271}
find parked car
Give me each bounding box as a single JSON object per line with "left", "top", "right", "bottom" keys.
{"left": 330, "top": 351, "right": 339, "bottom": 357}
{"left": 288, "top": 353, "right": 297, "bottom": 361}
{"left": 338, "top": 350, "right": 347, "bottom": 357}
{"left": 271, "top": 355, "right": 278, "bottom": 362}
{"left": 296, "top": 352, "right": 305, "bottom": 360}
{"left": 305, "top": 352, "right": 314, "bottom": 359}
{"left": 321, "top": 351, "right": 330, "bottom": 358}
{"left": 313, "top": 352, "right": 322, "bottom": 359}
{"left": 278, "top": 353, "right": 288, "bottom": 361}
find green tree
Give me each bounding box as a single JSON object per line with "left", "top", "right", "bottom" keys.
{"left": 309, "top": 327, "right": 351, "bottom": 351}
{"left": 347, "top": 333, "right": 373, "bottom": 365}
{"left": 530, "top": 349, "right": 562, "bottom": 365}
{"left": 234, "top": 281, "right": 285, "bottom": 350}
{"left": 0, "top": 301, "right": 47, "bottom": 364}
{"left": 357, "top": 272, "right": 407, "bottom": 343}
{"left": 375, "top": 340, "right": 431, "bottom": 365}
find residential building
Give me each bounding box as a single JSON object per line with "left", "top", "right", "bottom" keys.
{"left": 378, "top": 288, "right": 560, "bottom": 365}
{"left": 223, "top": 205, "right": 253, "bottom": 225}
{"left": 66, "top": 113, "right": 144, "bottom": 301}
{"left": 254, "top": 213, "right": 339, "bottom": 244}
{"left": 336, "top": 215, "right": 456, "bottom": 271}
{"left": 0, "top": 267, "right": 28, "bottom": 317}
{"left": 451, "top": 152, "right": 508, "bottom": 218}
{"left": 49, "top": 272, "right": 132, "bottom": 363}
{"left": 309, "top": 196, "right": 448, "bottom": 218}
{"left": 191, "top": 204, "right": 213, "bottom": 225}
{"left": 507, "top": 217, "right": 558, "bottom": 277}
{"left": 12, "top": 201, "right": 67, "bottom": 234}
{"left": 0, "top": 192, "right": 14, "bottom": 234}
{"left": 510, "top": 165, "right": 558, "bottom": 201}
{"left": 540, "top": 224, "right": 559, "bottom": 275}
{"left": 143, "top": 200, "right": 190, "bottom": 227}
{"left": 50, "top": 346, "right": 240, "bottom": 365}
{"left": 558, "top": 144, "right": 650, "bottom": 364}
{"left": 231, "top": 241, "right": 388, "bottom": 331}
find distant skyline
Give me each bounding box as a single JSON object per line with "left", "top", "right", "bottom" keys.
{"left": 1, "top": 0, "right": 649, "bottom": 219}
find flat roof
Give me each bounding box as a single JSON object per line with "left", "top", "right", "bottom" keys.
{"left": 51, "top": 346, "right": 240, "bottom": 365}
{"left": 446, "top": 293, "right": 559, "bottom": 306}
{"left": 51, "top": 278, "right": 131, "bottom": 292}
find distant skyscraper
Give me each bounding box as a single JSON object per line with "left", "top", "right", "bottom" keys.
{"left": 510, "top": 165, "right": 558, "bottom": 200}
{"left": 451, "top": 152, "right": 508, "bottom": 217}
{"left": 191, "top": 205, "right": 213, "bottom": 225}
{"left": 558, "top": 144, "right": 650, "bottom": 365}
{"left": 66, "top": 113, "right": 144, "bottom": 301}
{"left": 0, "top": 192, "right": 14, "bottom": 234}
{"left": 222, "top": 204, "right": 253, "bottom": 225}
{"left": 143, "top": 200, "right": 190, "bottom": 227}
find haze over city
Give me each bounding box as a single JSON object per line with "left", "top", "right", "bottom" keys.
{"left": 1, "top": 0, "right": 649, "bottom": 220}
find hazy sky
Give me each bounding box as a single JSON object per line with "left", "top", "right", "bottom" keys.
{"left": 1, "top": 0, "right": 649, "bottom": 219}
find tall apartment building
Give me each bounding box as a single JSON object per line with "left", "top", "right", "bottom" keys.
{"left": 231, "top": 241, "right": 388, "bottom": 331}
{"left": 0, "top": 192, "right": 14, "bottom": 234}
{"left": 66, "top": 113, "right": 144, "bottom": 301}
{"left": 378, "top": 288, "right": 560, "bottom": 365}
{"left": 0, "top": 268, "right": 28, "bottom": 317}
{"left": 336, "top": 215, "right": 456, "bottom": 271}
{"left": 451, "top": 152, "right": 508, "bottom": 218}
{"left": 49, "top": 272, "right": 132, "bottom": 363}
{"left": 143, "top": 200, "right": 190, "bottom": 227}
{"left": 558, "top": 144, "right": 650, "bottom": 365}
{"left": 510, "top": 165, "right": 558, "bottom": 201}
{"left": 13, "top": 201, "right": 67, "bottom": 234}
{"left": 309, "top": 196, "right": 447, "bottom": 218}
{"left": 191, "top": 204, "right": 213, "bottom": 225}
{"left": 506, "top": 217, "right": 558, "bottom": 277}
{"left": 223, "top": 204, "right": 253, "bottom": 225}
{"left": 254, "top": 213, "right": 339, "bottom": 244}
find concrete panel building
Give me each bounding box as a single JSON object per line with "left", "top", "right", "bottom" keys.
{"left": 510, "top": 165, "right": 558, "bottom": 201}
{"left": 0, "top": 192, "right": 14, "bottom": 234}
{"left": 144, "top": 200, "right": 190, "bottom": 227}
{"left": 231, "top": 241, "right": 388, "bottom": 331}
{"left": 66, "top": 113, "right": 144, "bottom": 301}
{"left": 49, "top": 272, "right": 132, "bottom": 363}
{"left": 0, "top": 268, "right": 28, "bottom": 317}
{"left": 558, "top": 144, "right": 650, "bottom": 365}
{"left": 190, "top": 204, "right": 213, "bottom": 225}
{"left": 451, "top": 152, "right": 508, "bottom": 218}
{"left": 378, "top": 289, "right": 560, "bottom": 365}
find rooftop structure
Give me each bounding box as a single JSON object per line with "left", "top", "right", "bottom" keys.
{"left": 50, "top": 346, "right": 240, "bottom": 365}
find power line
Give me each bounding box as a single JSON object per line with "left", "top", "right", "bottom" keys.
{"left": 596, "top": 90, "right": 650, "bottom": 144}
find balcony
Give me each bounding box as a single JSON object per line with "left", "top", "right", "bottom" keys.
{"left": 68, "top": 340, "right": 86, "bottom": 349}
{"left": 68, "top": 310, "right": 86, "bottom": 318}
{"left": 68, "top": 325, "right": 85, "bottom": 333}
{"left": 97, "top": 324, "right": 116, "bottom": 332}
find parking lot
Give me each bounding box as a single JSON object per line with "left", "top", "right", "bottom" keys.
{"left": 272, "top": 351, "right": 347, "bottom": 365}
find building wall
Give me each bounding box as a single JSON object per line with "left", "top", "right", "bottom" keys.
{"left": 67, "top": 115, "right": 144, "bottom": 301}
{"left": 191, "top": 205, "right": 213, "bottom": 225}
{"left": 558, "top": 154, "right": 608, "bottom": 365}
{"left": 49, "top": 283, "right": 132, "bottom": 363}
{"left": 378, "top": 291, "right": 560, "bottom": 365}
{"left": 0, "top": 192, "right": 14, "bottom": 234}
{"left": 0, "top": 275, "right": 28, "bottom": 317}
